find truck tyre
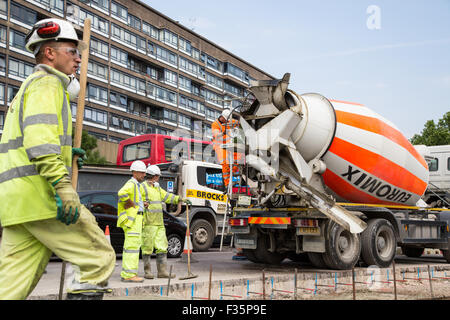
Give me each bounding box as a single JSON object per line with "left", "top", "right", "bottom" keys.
{"left": 307, "top": 252, "right": 328, "bottom": 269}
{"left": 191, "top": 219, "right": 214, "bottom": 252}
{"left": 254, "top": 232, "right": 286, "bottom": 265}
{"left": 400, "top": 246, "right": 424, "bottom": 258}
{"left": 361, "top": 219, "right": 396, "bottom": 268}
{"left": 323, "top": 221, "right": 361, "bottom": 270}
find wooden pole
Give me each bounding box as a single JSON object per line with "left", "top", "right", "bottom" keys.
{"left": 58, "top": 18, "right": 91, "bottom": 300}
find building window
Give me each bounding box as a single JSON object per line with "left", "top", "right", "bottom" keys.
{"left": 88, "top": 83, "right": 108, "bottom": 104}
{"left": 179, "top": 37, "right": 192, "bottom": 54}
{"left": 8, "top": 58, "right": 33, "bottom": 79}
{"left": 67, "top": 3, "right": 109, "bottom": 34}
{"left": 111, "top": 68, "right": 137, "bottom": 91}
{"left": 179, "top": 75, "right": 191, "bottom": 92}
{"left": 162, "top": 29, "right": 178, "bottom": 47}
{"left": 206, "top": 55, "right": 223, "bottom": 73}
{"left": 89, "top": 0, "right": 109, "bottom": 12}
{"left": 164, "top": 69, "right": 178, "bottom": 86}
{"left": 9, "top": 29, "right": 27, "bottom": 51}
{"left": 0, "top": 82, "right": 4, "bottom": 105}
{"left": 0, "top": 110, "right": 4, "bottom": 130}
{"left": 206, "top": 72, "right": 224, "bottom": 90}
{"left": 88, "top": 61, "right": 108, "bottom": 81}
{"left": 142, "top": 22, "right": 159, "bottom": 40}
{"left": 10, "top": 2, "right": 37, "bottom": 26}
{"left": 225, "top": 62, "right": 249, "bottom": 83}
{"left": 84, "top": 106, "right": 107, "bottom": 125}
{"left": 0, "top": 0, "right": 6, "bottom": 16}
{"left": 110, "top": 91, "right": 127, "bottom": 110}
{"left": 178, "top": 113, "right": 191, "bottom": 129}
{"left": 155, "top": 45, "right": 178, "bottom": 66}
{"left": 7, "top": 85, "right": 19, "bottom": 104}
{"left": 156, "top": 86, "right": 177, "bottom": 105}
{"left": 111, "top": 1, "right": 128, "bottom": 21}
{"left": 0, "top": 25, "right": 6, "bottom": 46}
{"left": 205, "top": 89, "right": 224, "bottom": 107}
{"left": 163, "top": 109, "right": 177, "bottom": 123}
{"left": 31, "top": 0, "right": 64, "bottom": 14}
{"left": 111, "top": 46, "right": 128, "bottom": 65}
{"left": 128, "top": 14, "right": 141, "bottom": 31}
{"left": 90, "top": 37, "right": 109, "bottom": 58}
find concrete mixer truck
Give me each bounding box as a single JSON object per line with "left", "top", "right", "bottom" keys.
{"left": 228, "top": 73, "right": 450, "bottom": 270}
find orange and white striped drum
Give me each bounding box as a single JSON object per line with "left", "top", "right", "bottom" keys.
{"left": 319, "top": 100, "right": 429, "bottom": 206}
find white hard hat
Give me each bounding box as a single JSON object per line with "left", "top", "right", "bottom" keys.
{"left": 130, "top": 160, "right": 147, "bottom": 172}
{"left": 220, "top": 109, "right": 232, "bottom": 120}
{"left": 25, "top": 18, "right": 87, "bottom": 56}
{"left": 146, "top": 165, "right": 161, "bottom": 176}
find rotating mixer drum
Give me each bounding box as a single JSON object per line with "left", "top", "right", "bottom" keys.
{"left": 290, "top": 92, "right": 429, "bottom": 206}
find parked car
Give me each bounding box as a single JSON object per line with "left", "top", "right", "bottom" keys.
{"left": 79, "top": 191, "right": 187, "bottom": 258}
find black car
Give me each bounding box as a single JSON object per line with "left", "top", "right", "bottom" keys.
{"left": 79, "top": 191, "right": 187, "bottom": 258}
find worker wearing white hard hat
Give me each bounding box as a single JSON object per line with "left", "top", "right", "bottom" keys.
{"left": 117, "top": 160, "right": 148, "bottom": 283}
{"left": 140, "top": 165, "right": 191, "bottom": 279}
{"left": 0, "top": 18, "right": 115, "bottom": 300}
{"left": 211, "top": 109, "right": 243, "bottom": 189}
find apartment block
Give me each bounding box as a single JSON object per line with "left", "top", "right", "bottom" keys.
{"left": 0, "top": 0, "right": 273, "bottom": 144}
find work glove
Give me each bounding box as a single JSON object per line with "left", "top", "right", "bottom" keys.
{"left": 182, "top": 198, "right": 192, "bottom": 206}
{"left": 72, "top": 147, "right": 87, "bottom": 169}
{"left": 53, "top": 177, "right": 81, "bottom": 225}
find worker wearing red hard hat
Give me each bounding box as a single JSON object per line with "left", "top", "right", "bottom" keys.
{"left": 0, "top": 18, "right": 115, "bottom": 300}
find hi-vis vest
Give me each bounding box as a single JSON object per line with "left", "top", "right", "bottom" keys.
{"left": 117, "top": 178, "right": 146, "bottom": 228}
{"left": 142, "top": 181, "right": 179, "bottom": 226}
{"left": 211, "top": 119, "right": 240, "bottom": 163}
{"left": 0, "top": 65, "right": 72, "bottom": 227}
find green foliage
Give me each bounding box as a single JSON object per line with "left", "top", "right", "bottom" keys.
{"left": 410, "top": 111, "right": 450, "bottom": 146}
{"left": 76, "top": 130, "right": 109, "bottom": 165}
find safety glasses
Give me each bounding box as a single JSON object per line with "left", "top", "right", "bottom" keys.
{"left": 53, "top": 47, "right": 81, "bottom": 59}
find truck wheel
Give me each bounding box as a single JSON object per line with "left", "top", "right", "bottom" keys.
{"left": 191, "top": 219, "right": 214, "bottom": 252}
{"left": 361, "top": 219, "right": 396, "bottom": 268}
{"left": 254, "top": 232, "right": 286, "bottom": 265}
{"left": 401, "top": 246, "right": 424, "bottom": 258}
{"left": 323, "top": 221, "right": 361, "bottom": 270}
{"left": 307, "top": 252, "right": 328, "bottom": 269}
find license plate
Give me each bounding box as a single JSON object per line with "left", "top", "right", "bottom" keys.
{"left": 297, "top": 227, "right": 320, "bottom": 235}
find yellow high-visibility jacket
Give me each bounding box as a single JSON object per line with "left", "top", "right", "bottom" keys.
{"left": 0, "top": 64, "right": 72, "bottom": 226}
{"left": 117, "top": 178, "right": 146, "bottom": 229}
{"left": 142, "top": 181, "right": 179, "bottom": 226}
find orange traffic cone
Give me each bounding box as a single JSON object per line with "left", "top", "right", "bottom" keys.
{"left": 180, "top": 229, "right": 197, "bottom": 263}
{"left": 105, "top": 225, "right": 111, "bottom": 244}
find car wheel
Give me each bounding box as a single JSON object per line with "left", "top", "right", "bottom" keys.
{"left": 167, "top": 233, "right": 183, "bottom": 258}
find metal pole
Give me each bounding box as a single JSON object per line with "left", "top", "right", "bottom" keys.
{"left": 352, "top": 268, "right": 356, "bottom": 300}
{"left": 427, "top": 265, "right": 434, "bottom": 299}
{"left": 392, "top": 261, "right": 398, "bottom": 300}
{"left": 262, "top": 269, "right": 266, "bottom": 300}
{"left": 294, "top": 268, "right": 298, "bottom": 300}
{"left": 208, "top": 264, "right": 212, "bottom": 300}
{"left": 166, "top": 265, "right": 173, "bottom": 296}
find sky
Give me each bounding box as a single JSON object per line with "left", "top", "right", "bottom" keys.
{"left": 142, "top": 0, "right": 450, "bottom": 139}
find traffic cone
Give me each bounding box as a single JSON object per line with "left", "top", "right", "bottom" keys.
{"left": 232, "top": 247, "right": 247, "bottom": 261}
{"left": 180, "top": 229, "right": 197, "bottom": 263}
{"left": 105, "top": 225, "right": 111, "bottom": 244}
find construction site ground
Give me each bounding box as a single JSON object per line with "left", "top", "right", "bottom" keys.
{"left": 28, "top": 247, "right": 450, "bottom": 301}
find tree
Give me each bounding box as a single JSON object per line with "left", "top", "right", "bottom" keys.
{"left": 79, "top": 130, "right": 109, "bottom": 165}
{"left": 410, "top": 111, "right": 450, "bottom": 146}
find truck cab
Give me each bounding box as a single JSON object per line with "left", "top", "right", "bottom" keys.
{"left": 157, "top": 160, "right": 249, "bottom": 251}
{"left": 423, "top": 145, "right": 450, "bottom": 206}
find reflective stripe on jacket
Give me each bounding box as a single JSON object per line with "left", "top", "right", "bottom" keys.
{"left": 0, "top": 64, "right": 72, "bottom": 226}
{"left": 117, "top": 178, "right": 145, "bottom": 229}
{"left": 142, "top": 181, "right": 179, "bottom": 226}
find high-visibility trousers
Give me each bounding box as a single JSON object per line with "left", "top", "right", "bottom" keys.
{"left": 222, "top": 163, "right": 240, "bottom": 188}
{"left": 120, "top": 214, "right": 143, "bottom": 279}
{"left": 141, "top": 225, "right": 168, "bottom": 255}
{"left": 0, "top": 206, "right": 116, "bottom": 300}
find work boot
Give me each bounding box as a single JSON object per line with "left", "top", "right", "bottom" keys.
{"left": 66, "top": 292, "right": 104, "bottom": 300}
{"left": 143, "top": 254, "right": 154, "bottom": 279}
{"left": 156, "top": 253, "right": 175, "bottom": 278}
{"left": 121, "top": 275, "right": 144, "bottom": 283}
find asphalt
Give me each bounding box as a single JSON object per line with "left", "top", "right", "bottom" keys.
{"left": 28, "top": 248, "right": 450, "bottom": 300}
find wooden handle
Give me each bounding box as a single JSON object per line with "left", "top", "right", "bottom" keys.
{"left": 71, "top": 18, "right": 91, "bottom": 190}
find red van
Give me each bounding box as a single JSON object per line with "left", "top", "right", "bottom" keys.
{"left": 116, "top": 134, "right": 216, "bottom": 166}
